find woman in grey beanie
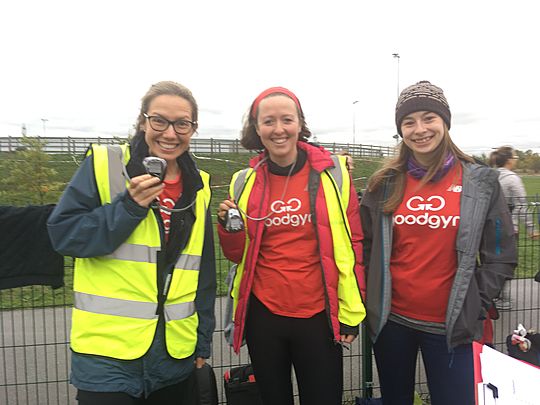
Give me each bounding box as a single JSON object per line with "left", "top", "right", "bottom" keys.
{"left": 360, "top": 80, "right": 517, "bottom": 405}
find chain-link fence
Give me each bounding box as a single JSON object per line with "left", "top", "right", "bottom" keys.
{"left": 1, "top": 198, "right": 539, "bottom": 404}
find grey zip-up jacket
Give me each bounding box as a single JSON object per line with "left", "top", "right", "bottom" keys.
{"left": 497, "top": 167, "right": 536, "bottom": 235}
{"left": 360, "top": 162, "right": 517, "bottom": 349}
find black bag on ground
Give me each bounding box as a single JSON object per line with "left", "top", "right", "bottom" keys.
{"left": 195, "top": 363, "right": 218, "bottom": 405}
{"left": 223, "top": 364, "right": 263, "bottom": 405}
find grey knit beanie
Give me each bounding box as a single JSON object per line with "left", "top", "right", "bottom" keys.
{"left": 395, "top": 80, "right": 451, "bottom": 136}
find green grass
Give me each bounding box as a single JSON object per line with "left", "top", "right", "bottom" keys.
{"left": 514, "top": 228, "right": 540, "bottom": 278}
{"left": 0, "top": 261, "right": 74, "bottom": 310}
{"left": 522, "top": 175, "right": 540, "bottom": 196}
{"left": 1, "top": 152, "right": 538, "bottom": 308}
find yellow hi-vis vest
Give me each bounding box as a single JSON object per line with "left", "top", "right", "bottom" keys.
{"left": 70, "top": 144, "right": 211, "bottom": 360}
{"left": 230, "top": 155, "right": 364, "bottom": 331}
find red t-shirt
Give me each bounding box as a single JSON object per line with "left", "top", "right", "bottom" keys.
{"left": 156, "top": 174, "right": 182, "bottom": 240}
{"left": 390, "top": 164, "right": 462, "bottom": 322}
{"left": 252, "top": 163, "right": 325, "bottom": 318}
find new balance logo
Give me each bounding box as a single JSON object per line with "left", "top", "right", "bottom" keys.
{"left": 447, "top": 184, "right": 462, "bottom": 193}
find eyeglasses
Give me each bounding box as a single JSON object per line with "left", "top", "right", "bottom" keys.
{"left": 143, "top": 113, "right": 196, "bottom": 135}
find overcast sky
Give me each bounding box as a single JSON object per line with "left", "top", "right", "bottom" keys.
{"left": 2, "top": 0, "right": 539, "bottom": 155}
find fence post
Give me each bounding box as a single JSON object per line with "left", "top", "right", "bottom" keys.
{"left": 361, "top": 323, "right": 375, "bottom": 399}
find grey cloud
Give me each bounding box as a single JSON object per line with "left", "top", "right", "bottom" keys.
{"left": 452, "top": 112, "right": 481, "bottom": 126}
{"left": 514, "top": 116, "right": 540, "bottom": 124}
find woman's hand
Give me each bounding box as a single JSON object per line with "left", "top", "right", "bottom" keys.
{"left": 217, "top": 199, "right": 238, "bottom": 222}
{"left": 340, "top": 334, "right": 356, "bottom": 344}
{"left": 128, "top": 174, "right": 164, "bottom": 208}
{"left": 195, "top": 357, "right": 206, "bottom": 369}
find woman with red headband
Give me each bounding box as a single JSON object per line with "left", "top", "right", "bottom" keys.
{"left": 217, "top": 87, "right": 366, "bottom": 404}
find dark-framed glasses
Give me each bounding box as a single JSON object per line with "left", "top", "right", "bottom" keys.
{"left": 143, "top": 113, "right": 196, "bottom": 135}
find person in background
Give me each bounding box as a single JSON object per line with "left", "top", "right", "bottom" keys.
{"left": 338, "top": 149, "right": 355, "bottom": 174}
{"left": 47, "top": 81, "right": 216, "bottom": 405}
{"left": 489, "top": 145, "right": 539, "bottom": 310}
{"left": 490, "top": 146, "right": 539, "bottom": 239}
{"left": 338, "top": 149, "right": 363, "bottom": 204}
{"left": 217, "top": 87, "right": 365, "bottom": 405}
{"left": 360, "top": 80, "right": 517, "bottom": 405}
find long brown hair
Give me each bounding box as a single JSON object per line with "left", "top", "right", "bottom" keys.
{"left": 367, "top": 126, "right": 474, "bottom": 213}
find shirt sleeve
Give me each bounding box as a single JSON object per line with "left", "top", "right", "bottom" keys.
{"left": 347, "top": 179, "right": 366, "bottom": 299}
{"left": 476, "top": 180, "right": 518, "bottom": 310}
{"left": 47, "top": 155, "right": 149, "bottom": 258}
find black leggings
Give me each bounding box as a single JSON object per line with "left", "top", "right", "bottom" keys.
{"left": 76, "top": 374, "right": 197, "bottom": 405}
{"left": 245, "top": 295, "right": 343, "bottom": 405}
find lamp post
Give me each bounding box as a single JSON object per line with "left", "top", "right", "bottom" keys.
{"left": 392, "top": 53, "right": 400, "bottom": 99}
{"left": 41, "top": 118, "right": 48, "bottom": 137}
{"left": 352, "top": 100, "right": 359, "bottom": 146}
{"left": 392, "top": 53, "right": 401, "bottom": 145}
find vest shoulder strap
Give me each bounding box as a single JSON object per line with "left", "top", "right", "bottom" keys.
{"left": 231, "top": 168, "right": 254, "bottom": 200}
{"left": 326, "top": 155, "right": 346, "bottom": 194}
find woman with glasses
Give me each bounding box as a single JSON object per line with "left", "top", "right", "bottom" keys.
{"left": 216, "top": 87, "right": 365, "bottom": 405}
{"left": 47, "top": 81, "right": 216, "bottom": 405}
{"left": 360, "top": 81, "right": 517, "bottom": 405}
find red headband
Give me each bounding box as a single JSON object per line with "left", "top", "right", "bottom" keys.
{"left": 250, "top": 87, "right": 302, "bottom": 119}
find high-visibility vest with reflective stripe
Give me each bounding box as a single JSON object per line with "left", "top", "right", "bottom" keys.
{"left": 70, "top": 144, "right": 211, "bottom": 360}
{"left": 230, "top": 155, "right": 363, "bottom": 331}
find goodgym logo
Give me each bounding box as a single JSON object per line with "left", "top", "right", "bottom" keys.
{"left": 265, "top": 198, "right": 312, "bottom": 227}
{"left": 406, "top": 195, "right": 445, "bottom": 211}
{"left": 395, "top": 195, "right": 459, "bottom": 229}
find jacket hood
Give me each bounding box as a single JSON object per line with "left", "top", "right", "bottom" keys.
{"left": 248, "top": 141, "right": 334, "bottom": 172}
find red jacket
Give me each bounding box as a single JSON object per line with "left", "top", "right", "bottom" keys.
{"left": 218, "top": 142, "right": 365, "bottom": 353}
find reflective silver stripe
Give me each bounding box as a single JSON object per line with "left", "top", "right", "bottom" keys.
{"left": 164, "top": 301, "right": 196, "bottom": 322}
{"left": 74, "top": 291, "right": 158, "bottom": 319}
{"left": 328, "top": 156, "right": 343, "bottom": 193}
{"left": 175, "top": 254, "right": 201, "bottom": 271}
{"left": 106, "top": 243, "right": 159, "bottom": 263}
{"left": 107, "top": 145, "right": 126, "bottom": 200}
{"left": 233, "top": 168, "right": 252, "bottom": 199}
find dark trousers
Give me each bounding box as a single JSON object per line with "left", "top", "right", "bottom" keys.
{"left": 245, "top": 295, "right": 343, "bottom": 405}
{"left": 76, "top": 374, "right": 198, "bottom": 405}
{"left": 373, "top": 321, "right": 474, "bottom": 405}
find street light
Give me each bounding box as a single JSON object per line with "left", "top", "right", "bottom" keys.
{"left": 392, "top": 53, "right": 401, "bottom": 144}
{"left": 41, "top": 118, "right": 48, "bottom": 137}
{"left": 352, "top": 100, "right": 359, "bottom": 145}
{"left": 392, "top": 53, "right": 400, "bottom": 99}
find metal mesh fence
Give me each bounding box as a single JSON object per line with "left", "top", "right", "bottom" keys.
{"left": 1, "top": 198, "right": 539, "bottom": 404}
